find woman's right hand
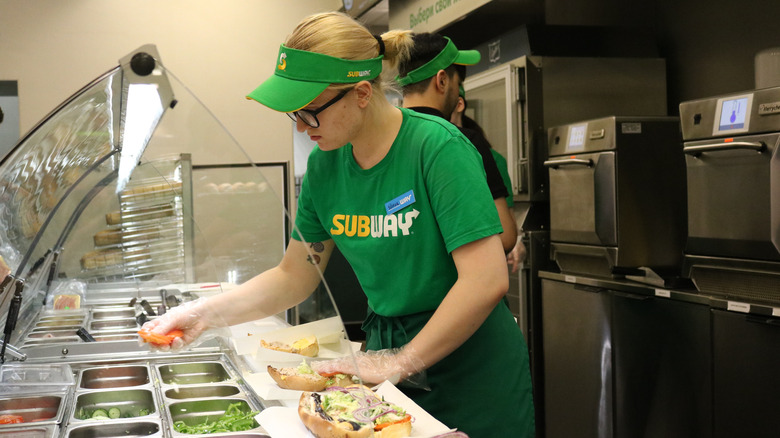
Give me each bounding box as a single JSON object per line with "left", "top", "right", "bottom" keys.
{"left": 140, "top": 298, "right": 215, "bottom": 351}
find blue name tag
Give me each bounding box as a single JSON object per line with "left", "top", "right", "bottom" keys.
{"left": 385, "top": 190, "right": 416, "bottom": 215}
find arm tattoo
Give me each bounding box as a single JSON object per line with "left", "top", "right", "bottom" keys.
{"left": 306, "top": 242, "right": 324, "bottom": 265}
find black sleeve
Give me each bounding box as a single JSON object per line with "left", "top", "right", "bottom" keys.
{"left": 459, "top": 127, "right": 509, "bottom": 200}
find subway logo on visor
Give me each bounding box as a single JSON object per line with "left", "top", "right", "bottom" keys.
{"left": 347, "top": 70, "right": 372, "bottom": 78}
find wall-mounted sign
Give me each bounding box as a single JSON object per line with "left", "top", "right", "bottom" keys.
{"left": 389, "top": 0, "right": 491, "bottom": 32}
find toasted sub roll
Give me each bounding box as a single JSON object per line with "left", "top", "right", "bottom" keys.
{"left": 298, "top": 386, "right": 412, "bottom": 438}
{"left": 267, "top": 365, "right": 355, "bottom": 392}
{"left": 261, "top": 334, "right": 319, "bottom": 357}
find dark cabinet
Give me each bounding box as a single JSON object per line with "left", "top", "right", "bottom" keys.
{"left": 541, "top": 276, "right": 712, "bottom": 438}
{"left": 542, "top": 279, "right": 613, "bottom": 438}
{"left": 612, "top": 292, "right": 711, "bottom": 438}
{"left": 712, "top": 309, "right": 780, "bottom": 438}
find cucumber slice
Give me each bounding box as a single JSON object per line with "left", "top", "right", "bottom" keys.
{"left": 108, "top": 407, "right": 121, "bottom": 419}
{"left": 91, "top": 409, "right": 108, "bottom": 419}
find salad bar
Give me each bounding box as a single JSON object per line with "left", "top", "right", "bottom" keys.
{"left": 0, "top": 352, "right": 273, "bottom": 438}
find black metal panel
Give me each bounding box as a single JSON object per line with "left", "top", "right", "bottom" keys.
{"left": 541, "top": 278, "right": 613, "bottom": 438}
{"left": 612, "top": 293, "right": 712, "bottom": 438}
{"left": 712, "top": 309, "right": 780, "bottom": 438}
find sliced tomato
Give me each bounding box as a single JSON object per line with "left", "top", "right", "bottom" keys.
{"left": 0, "top": 414, "right": 24, "bottom": 424}
{"left": 374, "top": 414, "right": 412, "bottom": 431}
{"left": 317, "top": 371, "right": 344, "bottom": 378}
{"left": 138, "top": 328, "right": 184, "bottom": 346}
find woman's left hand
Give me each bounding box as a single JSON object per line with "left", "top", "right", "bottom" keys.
{"left": 313, "top": 346, "right": 426, "bottom": 387}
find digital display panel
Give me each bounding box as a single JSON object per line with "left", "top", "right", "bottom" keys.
{"left": 566, "top": 123, "right": 588, "bottom": 152}
{"left": 719, "top": 97, "right": 749, "bottom": 130}
{"left": 713, "top": 93, "right": 753, "bottom": 135}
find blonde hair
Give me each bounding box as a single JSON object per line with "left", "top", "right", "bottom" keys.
{"left": 285, "top": 12, "right": 414, "bottom": 104}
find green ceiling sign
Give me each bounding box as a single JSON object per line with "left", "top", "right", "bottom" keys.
{"left": 390, "top": 0, "right": 491, "bottom": 32}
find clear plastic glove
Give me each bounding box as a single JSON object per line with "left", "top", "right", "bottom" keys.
{"left": 506, "top": 237, "right": 527, "bottom": 274}
{"left": 139, "top": 297, "right": 228, "bottom": 351}
{"left": 312, "top": 345, "right": 429, "bottom": 390}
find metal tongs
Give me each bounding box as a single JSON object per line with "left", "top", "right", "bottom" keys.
{"left": 1, "top": 276, "right": 24, "bottom": 364}
{"left": 130, "top": 297, "right": 155, "bottom": 326}
{"left": 157, "top": 288, "right": 180, "bottom": 315}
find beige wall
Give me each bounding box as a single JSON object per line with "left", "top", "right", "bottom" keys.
{"left": 0, "top": 0, "right": 342, "bottom": 165}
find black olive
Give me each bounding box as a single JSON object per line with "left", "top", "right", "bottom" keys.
{"left": 312, "top": 393, "right": 333, "bottom": 421}
{"left": 338, "top": 419, "right": 363, "bottom": 431}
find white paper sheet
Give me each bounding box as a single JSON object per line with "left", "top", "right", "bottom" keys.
{"left": 255, "top": 381, "right": 455, "bottom": 438}
{"left": 251, "top": 317, "right": 360, "bottom": 362}
{"left": 229, "top": 316, "right": 289, "bottom": 356}
{"left": 256, "top": 406, "right": 315, "bottom": 437}
{"left": 257, "top": 316, "right": 345, "bottom": 345}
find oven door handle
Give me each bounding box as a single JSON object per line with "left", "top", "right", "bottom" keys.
{"left": 543, "top": 158, "right": 594, "bottom": 168}
{"left": 683, "top": 141, "right": 766, "bottom": 156}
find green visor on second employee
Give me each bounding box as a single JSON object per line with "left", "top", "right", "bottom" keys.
{"left": 396, "top": 37, "right": 481, "bottom": 87}
{"left": 247, "top": 45, "right": 383, "bottom": 113}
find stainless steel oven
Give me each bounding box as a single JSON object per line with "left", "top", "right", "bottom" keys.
{"left": 680, "top": 87, "right": 780, "bottom": 304}
{"left": 546, "top": 116, "right": 686, "bottom": 279}
{"left": 464, "top": 55, "right": 668, "bottom": 205}
{"left": 463, "top": 56, "right": 668, "bottom": 321}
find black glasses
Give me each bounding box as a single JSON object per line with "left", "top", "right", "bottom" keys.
{"left": 287, "top": 88, "right": 351, "bottom": 128}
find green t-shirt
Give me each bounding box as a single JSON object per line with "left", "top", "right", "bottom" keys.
{"left": 293, "top": 107, "right": 502, "bottom": 317}
{"left": 490, "top": 149, "right": 514, "bottom": 207}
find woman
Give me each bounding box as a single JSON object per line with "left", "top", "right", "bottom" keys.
{"left": 142, "top": 12, "right": 534, "bottom": 438}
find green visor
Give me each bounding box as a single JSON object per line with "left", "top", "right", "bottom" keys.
{"left": 396, "top": 37, "right": 480, "bottom": 87}
{"left": 247, "top": 45, "right": 383, "bottom": 112}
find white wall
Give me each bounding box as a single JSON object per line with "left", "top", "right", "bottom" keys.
{"left": 0, "top": 0, "right": 342, "bottom": 164}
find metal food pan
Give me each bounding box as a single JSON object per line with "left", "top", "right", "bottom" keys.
{"left": 66, "top": 420, "right": 162, "bottom": 438}
{"left": 23, "top": 337, "right": 80, "bottom": 346}
{"left": 72, "top": 389, "right": 156, "bottom": 422}
{"left": 89, "top": 302, "right": 146, "bottom": 309}
{"left": 79, "top": 365, "right": 150, "bottom": 389}
{"left": 163, "top": 384, "right": 242, "bottom": 400}
{"left": 34, "top": 320, "right": 82, "bottom": 329}
{"left": 92, "top": 308, "right": 135, "bottom": 319}
{"left": 38, "top": 316, "right": 85, "bottom": 324}
{"left": 39, "top": 309, "right": 86, "bottom": 316}
{"left": 0, "top": 395, "right": 64, "bottom": 426}
{"left": 0, "top": 425, "right": 59, "bottom": 438}
{"left": 157, "top": 362, "right": 232, "bottom": 385}
{"left": 93, "top": 333, "right": 139, "bottom": 342}
{"left": 27, "top": 330, "right": 79, "bottom": 338}
{"left": 90, "top": 319, "right": 137, "bottom": 330}
{"left": 167, "top": 398, "right": 259, "bottom": 435}
{"left": 89, "top": 328, "right": 138, "bottom": 336}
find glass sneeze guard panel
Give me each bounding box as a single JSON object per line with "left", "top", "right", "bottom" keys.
{"left": 0, "top": 45, "right": 345, "bottom": 361}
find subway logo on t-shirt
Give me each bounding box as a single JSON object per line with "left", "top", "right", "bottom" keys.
{"left": 330, "top": 209, "right": 419, "bottom": 238}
